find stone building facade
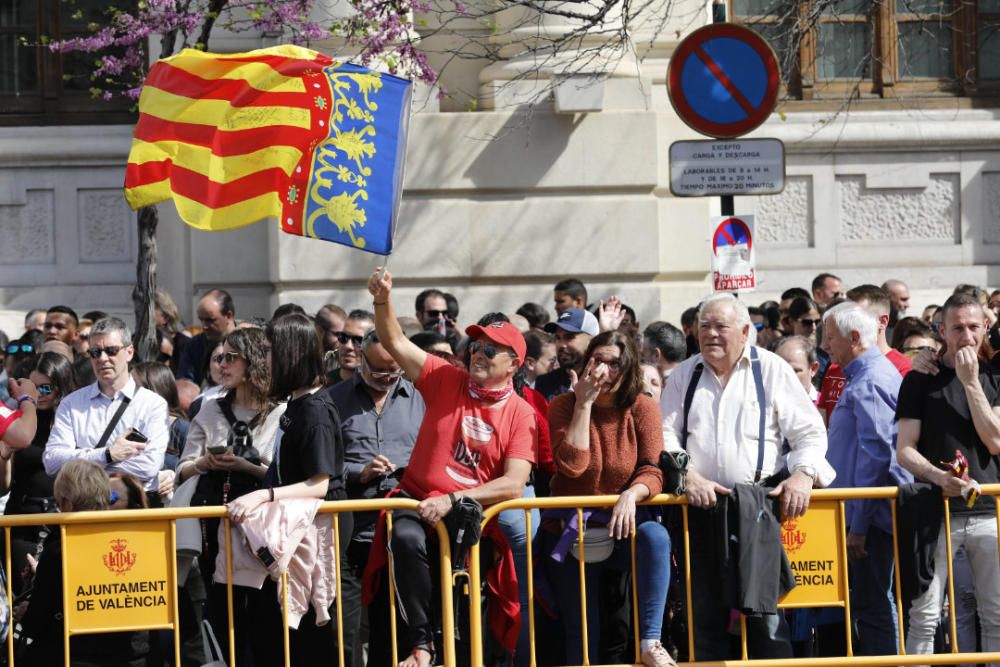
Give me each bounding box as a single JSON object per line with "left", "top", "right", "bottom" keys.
{"left": 0, "top": 0, "right": 996, "bottom": 330}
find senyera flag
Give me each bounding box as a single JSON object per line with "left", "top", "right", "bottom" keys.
{"left": 124, "top": 45, "right": 412, "bottom": 255}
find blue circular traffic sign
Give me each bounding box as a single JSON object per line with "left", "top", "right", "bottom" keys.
{"left": 668, "top": 24, "right": 780, "bottom": 138}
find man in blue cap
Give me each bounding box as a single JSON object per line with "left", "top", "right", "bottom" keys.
{"left": 534, "top": 307, "right": 599, "bottom": 400}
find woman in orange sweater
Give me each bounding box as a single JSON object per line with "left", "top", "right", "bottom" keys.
{"left": 544, "top": 330, "right": 675, "bottom": 667}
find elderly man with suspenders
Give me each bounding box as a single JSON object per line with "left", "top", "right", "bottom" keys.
{"left": 662, "top": 294, "right": 833, "bottom": 661}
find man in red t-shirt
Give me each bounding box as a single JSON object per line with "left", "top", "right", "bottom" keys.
{"left": 366, "top": 268, "right": 536, "bottom": 667}
{"left": 820, "top": 285, "right": 911, "bottom": 423}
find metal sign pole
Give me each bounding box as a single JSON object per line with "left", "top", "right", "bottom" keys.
{"left": 713, "top": 0, "right": 735, "bottom": 217}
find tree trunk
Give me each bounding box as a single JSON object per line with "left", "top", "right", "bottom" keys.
{"left": 132, "top": 205, "right": 159, "bottom": 362}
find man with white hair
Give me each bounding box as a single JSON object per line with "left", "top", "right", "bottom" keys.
{"left": 662, "top": 293, "right": 832, "bottom": 660}
{"left": 822, "top": 302, "right": 911, "bottom": 656}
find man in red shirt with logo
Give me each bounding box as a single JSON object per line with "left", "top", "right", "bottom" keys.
{"left": 366, "top": 268, "right": 536, "bottom": 667}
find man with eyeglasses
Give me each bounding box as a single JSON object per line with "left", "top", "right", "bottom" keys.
{"left": 44, "top": 317, "right": 168, "bottom": 494}
{"left": 176, "top": 288, "right": 236, "bottom": 385}
{"left": 333, "top": 310, "right": 375, "bottom": 385}
{"left": 326, "top": 330, "right": 425, "bottom": 667}
{"left": 364, "top": 268, "right": 536, "bottom": 667}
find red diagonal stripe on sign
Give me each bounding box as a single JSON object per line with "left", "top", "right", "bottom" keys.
{"left": 718, "top": 226, "right": 737, "bottom": 246}
{"left": 693, "top": 45, "right": 755, "bottom": 117}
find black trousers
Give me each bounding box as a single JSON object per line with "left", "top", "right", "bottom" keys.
{"left": 387, "top": 509, "right": 441, "bottom": 654}
{"left": 336, "top": 537, "right": 367, "bottom": 667}
{"left": 687, "top": 504, "right": 793, "bottom": 661}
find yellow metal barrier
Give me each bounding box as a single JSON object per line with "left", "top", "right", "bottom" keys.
{"left": 5, "top": 487, "right": 997, "bottom": 667}
{"left": 467, "top": 485, "right": 1000, "bottom": 667}
{"left": 0, "top": 498, "right": 456, "bottom": 667}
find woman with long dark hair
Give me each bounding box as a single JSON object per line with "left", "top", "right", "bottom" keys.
{"left": 1, "top": 351, "right": 76, "bottom": 594}
{"left": 177, "top": 327, "right": 285, "bottom": 665}
{"left": 542, "top": 330, "right": 674, "bottom": 667}
{"left": 226, "top": 313, "right": 344, "bottom": 665}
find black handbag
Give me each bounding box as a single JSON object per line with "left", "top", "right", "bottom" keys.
{"left": 658, "top": 450, "right": 689, "bottom": 495}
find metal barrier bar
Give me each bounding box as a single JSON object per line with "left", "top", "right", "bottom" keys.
{"left": 334, "top": 512, "right": 345, "bottom": 667}
{"left": 838, "top": 500, "right": 853, "bottom": 658}
{"left": 629, "top": 529, "right": 640, "bottom": 665}
{"left": 469, "top": 486, "right": 1000, "bottom": 667}
{"left": 386, "top": 510, "right": 399, "bottom": 667}
{"left": 5, "top": 525, "right": 12, "bottom": 667}
{"left": 942, "top": 497, "right": 958, "bottom": 653}
{"left": 576, "top": 507, "right": 589, "bottom": 666}
{"left": 525, "top": 508, "right": 537, "bottom": 667}
{"left": 0, "top": 497, "right": 454, "bottom": 667}
{"left": 890, "top": 501, "right": 906, "bottom": 655}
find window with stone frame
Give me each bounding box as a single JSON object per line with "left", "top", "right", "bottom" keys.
{"left": 731, "top": 0, "right": 1000, "bottom": 101}
{"left": 0, "top": 0, "right": 136, "bottom": 125}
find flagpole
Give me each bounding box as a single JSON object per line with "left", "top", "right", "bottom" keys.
{"left": 376, "top": 255, "right": 390, "bottom": 282}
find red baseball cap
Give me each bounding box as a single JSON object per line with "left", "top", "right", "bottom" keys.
{"left": 464, "top": 321, "right": 527, "bottom": 363}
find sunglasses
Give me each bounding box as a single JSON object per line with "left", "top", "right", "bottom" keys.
{"left": 797, "top": 318, "right": 822, "bottom": 328}
{"left": 362, "top": 355, "right": 402, "bottom": 380}
{"left": 424, "top": 309, "right": 450, "bottom": 319}
{"left": 753, "top": 322, "right": 765, "bottom": 331}
{"left": 212, "top": 351, "right": 241, "bottom": 365}
{"left": 469, "top": 340, "right": 515, "bottom": 360}
{"left": 902, "top": 345, "right": 935, "bottom": 354}
{"left": 37, "top": 384, "right": 54, "bottom": 396}
{"left": 592, "top": 356, "right": 623, "bottom": 371}
{"left": 78, "top": 333, "right": 89, "bottom": 342}
{"left": 87, "top": 346, "right": 124, "bottom": 359}
{"left": 6, "top": 344, "right": 33, "bottom": 355}
{"left": 336, "top": 332, "right": 365, "bottom": 347}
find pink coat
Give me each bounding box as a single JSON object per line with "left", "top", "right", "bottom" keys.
{"left": 215, "top": 498, "right": 337, "bottom": 629}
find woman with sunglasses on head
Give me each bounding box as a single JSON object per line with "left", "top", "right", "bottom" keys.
{"left": 541, "top": 330, "right": 674, "bottom": 667}
{"left": 176, "top": 328, "right": 285, "bottom": 662}
{"left": 226, "top": 313, "right": 344, "bottom": 665}
{"left": 1, "top": 351, "right": 75, "bottom": 594}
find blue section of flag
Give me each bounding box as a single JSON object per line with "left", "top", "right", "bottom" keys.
{"left": 303, "top": 63, "right": 412, "bottom": 255}
{"left": 682, "top": 37, "right": 766, "bottom": 124}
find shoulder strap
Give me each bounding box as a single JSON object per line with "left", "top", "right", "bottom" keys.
{"left": 218, "top": 391, "right": 265, "bottom": 429}
{"left": 96, "top": 395, "right": 131, "bottom": 449}
{"left": 750, "top": 346, "right": 766, "bottom": 483}
{"left": 681, "top": 361, "right": 704, "bottom": 451}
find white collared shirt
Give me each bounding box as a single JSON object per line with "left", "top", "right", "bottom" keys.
{"left": 662, "top": 344, "right": 834, "bottom": 489}
{"left": 44, "top": 376, "right": 169, "bottom": 490}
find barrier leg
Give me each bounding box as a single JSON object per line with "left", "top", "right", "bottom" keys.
{"left": 437, "top": 524, "right": 457, "bottom": 667}
{"left": 682, "top": 505, "right": 695, "bottom": 662}
{"left": 171, "top": 521, "right": 181, "bottom": 667}
{"left": 891, "top": 502, "right": 907, "bottom": 655}
{"left": 225, "top": 516, "right": 236, "bottom": 667}
{"left": 943, "top": 499, "right": 958, "bottom": 654}
{"left": 334, "top": 513, "right": 345, "bottom": 667}
{"left": 525, "top": 509, "right": 536, "bottom": 667}
{"left": 282, "top": 571, "right": 291, "bottom": 666}
{"left": 840, "top": 501, "right": 854, "bottom": 658}
{"left": 386, "top": 512, "right": 399, "bottom": 667}
{"left": 630, "top": 529, "right": 640, "bottom": 665}
{"left": 577, "top": 508, "right": 589, "bottom": 666}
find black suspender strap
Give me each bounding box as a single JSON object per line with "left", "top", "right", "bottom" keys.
{"left": 681, "top": 362, "right": 704, "bottom": 451}
{"left": 750, "top": 346, "right": 767, "bottom": 483}
{"left": 96, "top": 395, "right": 131, "bottom": 449}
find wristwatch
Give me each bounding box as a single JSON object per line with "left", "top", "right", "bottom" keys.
{"left": 105, "top": 449, "right": 114, "bottom": 465}
{"left": 794, "top": 465, "right": 818, "bottom": 482}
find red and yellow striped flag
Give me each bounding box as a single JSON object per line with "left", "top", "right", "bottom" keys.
{"left": 125, "top": 45, "right": 340, "bottom": 233}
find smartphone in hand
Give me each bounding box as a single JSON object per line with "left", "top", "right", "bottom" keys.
{"left": 126, "top": 429, "right": 149, "bottom": 444}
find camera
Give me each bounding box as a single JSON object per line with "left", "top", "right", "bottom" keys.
{"left": 228, "top": 420, "right": 252, "bottom": 457}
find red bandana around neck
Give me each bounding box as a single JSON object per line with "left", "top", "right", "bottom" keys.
{"left": 468, "top": 379, "right": 514, "bottom": 403}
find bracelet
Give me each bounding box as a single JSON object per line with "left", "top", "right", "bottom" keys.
{"left": 16, "top": 395, "right": 35, "bottom": 407}
{"left": 373, "top": 301, "right": 387, "bottom": 306}
{"left": 269, "top": 487, "right": 275, "bottom": 502}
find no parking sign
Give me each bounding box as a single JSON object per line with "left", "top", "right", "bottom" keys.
{"left": 711, "top": 215, "right": 755, "bottom": 292}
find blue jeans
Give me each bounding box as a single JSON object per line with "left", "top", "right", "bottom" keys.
{"left": 498, "top": 484, "right": 540, "bottom": 667}
{"left": 849, "top": 527, "right": 899, "bottom": 656}
{"left": 547, "top": 520, "right": 671, "bottom": 664}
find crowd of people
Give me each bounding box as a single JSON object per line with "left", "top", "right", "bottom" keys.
{"left": 0, "top": 271, "right": 994, "bottom": 667}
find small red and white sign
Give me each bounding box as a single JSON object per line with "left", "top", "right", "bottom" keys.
{"left": 711, "top": 215, "right": 756, "bottom": 292}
